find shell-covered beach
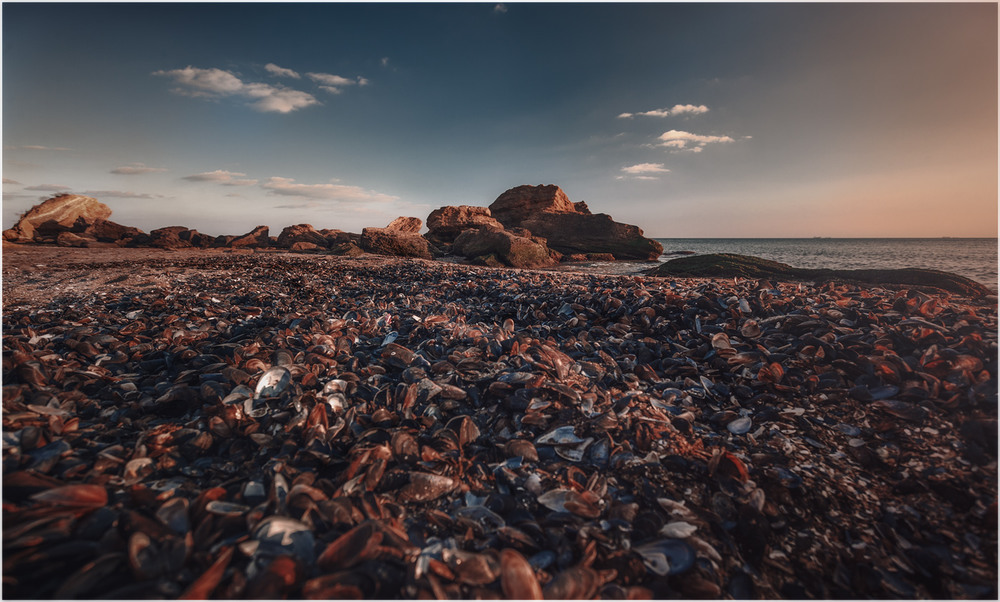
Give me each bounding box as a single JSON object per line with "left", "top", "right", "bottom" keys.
{"left": 3, "top": 246, "right": 996, "bottom": 598}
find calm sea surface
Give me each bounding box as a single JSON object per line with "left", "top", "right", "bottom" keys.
{"left": 548, "top": 238, "right": 999, "bottom": 292}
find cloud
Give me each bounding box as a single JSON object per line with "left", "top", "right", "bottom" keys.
{"left": 265, "top": 63, "right": 300, "bottom": 79}
{"left": 81, "top": 190, "right": 165, "bottom": 199}
{"left": 153, "top": 66, "right": 319, "bottom": 113}
{"left": 111, "top": 162, "right": 168, "bottom": 175}
{"left": 307, "top": 72, "right": 368, "bottom": 94}
{"left": 4, "top": 145, "right": 72, "bottom": 151}
{"left": 25, "top": 184, "right": 72, "bottom": 191}
{"left": 657, "top": 129, "right": 734, "bottom": 149}
{"left": 3, "top": 178, "right": 22, "bottom": 185}
{"left": 262, "top": 177, "right": 399, "bottom": 203}
{"left": 182, "top": 169, "right": 250, "bottom": 182}
{"left": 494, "top": 4, "right": 508, "bottom": 13}
{"left": 380, "top": 57, "right": 390, "bottom": 67}
{"left": 621, "top": 163, "right": 670, "bottom": 175}
{"left": 618, "top": 104, "right": 709, "bottom": 119}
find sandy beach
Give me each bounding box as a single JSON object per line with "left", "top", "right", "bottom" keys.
{"left": 2, "top": 244, "right": 996, "bottom": 598}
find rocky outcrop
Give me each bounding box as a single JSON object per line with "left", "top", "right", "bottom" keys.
{"left": 487, "top": 185, "right": 663, "bottom": 260}
{"left": 425, "top": 206, "right": 504, "bottom": 244}
{"left": 4, "top": 194, "right": 113, "bottom": 242}
{"left": 453, "top": 225, "right": 559, "bottom": 269}
{"left": 149, "top": 226, "right": 193, "bottom": 249}
{"left": 81, "top": 218, "right": 144, "bottom": 244}
{"left": 289, "top": 242, "right": 322, "bottom": 253}
{"left": 361, "top": 219, "right": 434, "bottom": 259}
{"left": 230, "top": 226, "right": 270, "bottom": 248}
{"left": 385, "top": 216, "right": 422, "bottom": 234}
{"left": 648, "top": 253, "right": 992, "bottom": 297}
{"left": 276, "top": 224, "right": 328, "bottom": 249}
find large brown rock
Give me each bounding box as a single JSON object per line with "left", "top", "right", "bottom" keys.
{"left": 453, "top": 225, "right": 558, "bottom": 269}
{"left": 276, "top": 224, "right": 328, "bottom": 248}
{"left": 149, "top": 226, "right": 193, "bottom": 249}
{"left": 385, "top": 216, "right": 423, "bottom": 234}
{"left": 360, "top": 227, "right": 433, "bottom": 259}
{"left": 80, "top": 218, "right": 145, "bottom": 243}
{"left": 3, "top": 194, "right": 113, "bottom": 242}
{"left": 487, "top": 185, "right": 663, "bottom": 260}
{"left": 425, "top": 205, "right": 504, "bottom": 244}
{"left": 230, "top": 226, "right": 270, "bottom": 248}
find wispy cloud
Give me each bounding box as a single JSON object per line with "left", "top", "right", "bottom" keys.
{"left": 265, "top": 63, "right": 300, "bottom": 79}
{"left": 621, "top": 163, "right": 670, "bottom": 175}
{"left": 494, "top": 4, "right": 508, "bottom": 13}
{"left": 2, "top": 178, "right": 22, "bottom": 185}
{"left": 380, "top": 57, "right": 390, "bottom": 68}
{"left": 25, "top": 184, "right": 72, "bottom": 191}
{"left": 656, "top": 129, "right": 734, "bottom": 150}
{"left": 306, "top": 72, "right": 368, "bottom": 95}
{"left": 618, "top": 104, "right": 709, "bottom": 119}
{"left": 262, "top": 176, "right": 399, "bottom": 203}
{"left": 182, "top": 169, "right": 250, "bottom": 183}
{"left": 111, "top": 162, "right": 168, "bottom": 175}
{"left": 153, "top": 66, "right": 319, "bottom": 113}
{"left": 4, "top": 145, "right": 72, "bottom": 151}
{"left": 81, "top": 190, "right": 165, "bottom": 199}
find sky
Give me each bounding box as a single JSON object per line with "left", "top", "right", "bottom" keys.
{"left": 2, "top": 2, "right": 997, "bottom": 238}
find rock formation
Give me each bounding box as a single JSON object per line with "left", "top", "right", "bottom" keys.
{"left": 360, "top": 218, "right": 434, "bottom": 259}
{"left": 648, "top": 253, "right": 992, "bottom": 297}
{"left": 277, "top": 224, "right": 329, "bottom": 249}
{"left": 148, "top": 226, "right": 193, "bottom": 249}
{"left": 452, "top": 225, "right": 558, "bottom": 269}
{"left": 487, "top": 185, "right": 663, "bottom": 260}
{"left": 230, "top": 226, "right": 270, "bottom": 248}
{"left": 3, "top": 194, "right": 113, "bottom": 242}
{"left": 425, "top": 206, "right": 504, "bottom": 244}
{"left": 385, "top": 216, "right": 423, "bottom": 234}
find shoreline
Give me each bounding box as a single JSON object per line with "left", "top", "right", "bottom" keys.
{"left": 2, "top": 246, "right": 997, "bottom": 598}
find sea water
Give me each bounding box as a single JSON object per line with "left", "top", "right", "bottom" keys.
{"left": 549, "top": 238, "right": 999, "bottom": 292}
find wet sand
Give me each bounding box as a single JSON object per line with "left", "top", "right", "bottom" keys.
{"left": 2, "top": 245, "right": 997, "bottom": 598}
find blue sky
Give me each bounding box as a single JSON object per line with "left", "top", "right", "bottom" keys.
{"left": 3, "top": 3, "right": 997, "bottom": 237}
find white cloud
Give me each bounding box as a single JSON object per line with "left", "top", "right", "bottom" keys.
{"left": 223, "top": 179, "right": 258, "bottom": 187}
{"left": 657, "top": 129, "right": 734, "bottom": 149}
{"left": 494, "top": 4, "right": 508, "bottom": 13}
{"left": 307, "top": 72, "right": 357, "bottom": 87}
{"left": 153, "top": 66, "right": 319, "bottom": 113}
{"left": 380, "top": 57, "right": 390, "bottom": 67}
{"left": 182, "top": 169, "right": 249, "bottom": 182}
{"left": 618, "top": 104, "right": 710, "bottom": 119}
{"left": 81, "top": 190, "right": 165, "bottom": 199}
{"left": 319, "top": 86, "right": 343, "bottom": 96}
{"left": 3, "top": 178, "right": 22, "bottom": 185}
{"left": 621, "top": 163, "right": 670, "bottom": 175}
{"left": 265, "top": 63, "right": 301, "bottom": 79}
{"left": 111, "top": 163, "right": 168, "bottom": 175}
{"left": 25, "top": 184, "right": 71, "bottom": 191}
{"left": 262, "top": 177, "right": 399, "bottom": 203}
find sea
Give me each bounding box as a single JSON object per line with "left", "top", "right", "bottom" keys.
{"left": 548, "top": 238, "right": 999, "bottom": 292}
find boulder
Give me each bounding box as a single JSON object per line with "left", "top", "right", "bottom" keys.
{"left": 80, "top": 218, "right": 145, "bottom": 243}
{"left": 330, "top": 242, "right": 364, "bottom": 257}
{"left": 319, "top": 229, "right": 359, "bottom": 247}
{"left": 385, "top": 216, "right": 423, "bottom": 234}
{"left": 648, "top": 253, "right": 992, "bottom": 297}
{"left": 360, "top": 227, "right": 433, "bottom": 259}
{"left": 149, "top": 226, "right": 193, "bottom": 249}
{"left": 211, "top": 235, "right": 237, "bottom": 248}
{"left": 3, "top": 194, "right": 113, "bottom": 242}
{"left": 425, "top": 206, "right": 504, "bottom": 244}
{"left": 277, "top": 224, "right": 328, "bottom": 249}
{"left": 56, "top": 232, "right": 98, "bottom": 248}
{"left": 452, "top": 225, "right": 558, "bottom": 269}
{"left": 487, "top": 185, "right": 663, "bottom": 260}
{"left": 230, "top": 226, "right": 270, "bottom": 248}
{"left": 289, "top": 241, "right": 322, "bottom": 253}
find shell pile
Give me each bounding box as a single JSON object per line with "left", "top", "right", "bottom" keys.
{"left": 3, "top": 252, "right": 997, "bottom": 598}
